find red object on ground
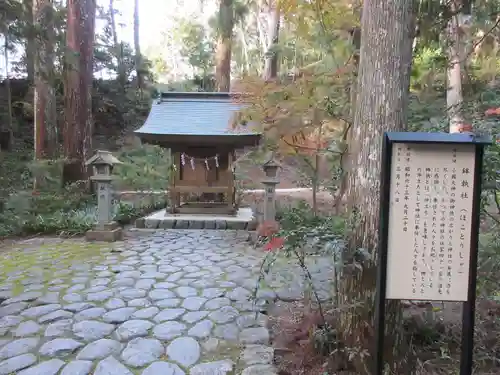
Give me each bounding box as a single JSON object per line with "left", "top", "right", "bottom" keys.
{"left": 264, "top": 236, "right": 285, "bottom": 252}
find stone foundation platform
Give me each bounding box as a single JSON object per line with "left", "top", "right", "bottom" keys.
{"left": 85, "top": 222, "right": 123, "bottom": 242}
{"left": 136, "top": 207, "right": 258, "bottom": 231}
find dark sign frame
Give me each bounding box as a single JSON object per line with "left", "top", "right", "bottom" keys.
{"left": 375, "top": 132, "right": 491, "bottom": 375}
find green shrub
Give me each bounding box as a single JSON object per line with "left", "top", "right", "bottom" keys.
{"left": 0, "top": 193, "right": 166, "bottom": 238}
{"left": 0, "top": 185, "right": 97, "bottom": 237}
{"left": 113, "top": 198, "right": 165, "bottom": 225}
{"left": 278, "top": 200, "right": 345, "bottom": 234}
{"left": 478, "top": 230, "right": 500, "bottom": 300}
{"left": 0, "top": 145, "right": 170, "bottom": 238}
{"left": 113, "top": 144, "right": 171, "bottom": 191}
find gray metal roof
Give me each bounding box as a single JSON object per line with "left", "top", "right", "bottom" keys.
{"left": 134, "top": 92, "right": 259, "bottom": 137}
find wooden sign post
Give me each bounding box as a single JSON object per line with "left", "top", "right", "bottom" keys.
{"left": 374, "top": 132, "right": 491, "bottom": 375}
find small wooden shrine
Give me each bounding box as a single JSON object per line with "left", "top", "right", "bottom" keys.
{"left": 134, "top": 92, "right": 260, "bottom": 215}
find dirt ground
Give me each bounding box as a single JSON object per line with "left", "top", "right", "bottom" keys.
{"left": 265, "top": 298, "right": 499, "bottom": 375}
{"left": 240, "top": 189, "right": 336, "bottom": 217}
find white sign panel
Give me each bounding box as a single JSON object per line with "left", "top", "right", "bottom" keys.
{"left": 386, "top": 143, "right": 475, "bottom": 302}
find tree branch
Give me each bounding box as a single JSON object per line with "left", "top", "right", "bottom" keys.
{"left": 456, "top": 17, "right": 500, "bottom": 67}
{"left": 281, "top": 137, "right": 342, "bottom": 155}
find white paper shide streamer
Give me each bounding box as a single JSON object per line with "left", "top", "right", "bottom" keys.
{"left": 179, "top": 153, "right": 226, "bottom": 171}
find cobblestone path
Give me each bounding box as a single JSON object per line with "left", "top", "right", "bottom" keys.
{"left": 0, "top": 230, "right": 333, "bottom": 375}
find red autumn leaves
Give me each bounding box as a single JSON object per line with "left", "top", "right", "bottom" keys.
{"left": 484, "top": 108, "right": 500, "bottom": 143}
{"left": 264, "top": 237, "right": 285, "bottom": 252}
{"left": 257, "top": 220, "right": 285, "bottom": 252}
{"left": 485, "top": 108, "right": 500, "bottom": 116}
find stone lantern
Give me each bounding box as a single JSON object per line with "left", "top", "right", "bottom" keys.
{"left": 261, "top": 154, "right": 280, "bottom": 222}
{"left": 262, "top": 157, "right": 280, "bottom": 178}
{"left": 85, "top": 150, "right": 123, "bottom": 242}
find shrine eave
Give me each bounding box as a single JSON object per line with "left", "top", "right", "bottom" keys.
{"left": 385, "top": 132, "right": 491, "bottom": 145}
{"left": 137, "top": 133, "right": 261, "bottom": 149}
{"left": 134, "top": 91, "right": 261, "bottom": 148}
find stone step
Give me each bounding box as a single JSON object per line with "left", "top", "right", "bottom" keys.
{"left": 136, "top": 208, "right": 258, "bottom": 231}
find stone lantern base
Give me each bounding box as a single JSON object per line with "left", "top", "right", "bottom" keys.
{"left": 85, "top": 222, "right": 123, "bottom": 242}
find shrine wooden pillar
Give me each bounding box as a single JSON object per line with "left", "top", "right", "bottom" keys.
{"left": 227, "top": 150, "right": 235, "bottom": 209}
{"left": 168, "top": 151, "right": 181, "bottom": 213}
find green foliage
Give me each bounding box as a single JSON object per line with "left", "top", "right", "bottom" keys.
{"left": 0, "top": 153, "right": 96, "bottom": 237}
{"left": 0, "top": 187, "right": 96, "bottom": 237}
{"left": 0, "top": 145, "right": 169, "bottom": 238}
{"left": 174, "top": 19, "right": 215, "bottom": 77}
{"left": 0, "top": 150, "right": 32, "bottom": 204}
{"left": 277, "top": 201, "right": 345, "bottom": 256}
{"left": 113, "top": 144, "right": 171, "bottom": 191}
{"left": 478, "top": 231, "right": 500, "bottom": 299}
{"left": 411, "top": 46, "right": 447, "bottom": 93}
{"left": 113, "top": 198, "right": 165, "bottom": 225}
{"left": 92, "top": 79, "right": 153, "bottom": 134}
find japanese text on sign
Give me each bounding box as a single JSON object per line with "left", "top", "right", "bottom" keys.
{"left": 386, "top": 143, "right": 475, "bottom": 301}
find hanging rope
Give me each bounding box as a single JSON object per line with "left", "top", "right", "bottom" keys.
{"left": 177, "top": 153, "right": 227, "bottom": 171}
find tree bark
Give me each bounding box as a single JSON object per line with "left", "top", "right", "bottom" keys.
{"left": 34, "top": 0, "right": 57, "bottom": 160}
{"left": 446, "top": 0, "right": 471, "bottom": 133}
{"left": 263, "top": 1, "right": 280, "bottom": 80}
{"left": 24, "top": 0, "right": 35, "bottom": 82}
{"left": 3, "top": 34, "right": 13, "bottom": 151}
{"left": 238, "top": 25, "right": 250, "bottom": 75}
{"left": 133, "top": 0, "right": 143, "bottom": 89}
{"left": 256, "top": 12, "right": 267, "bottom": 56}
{"left": 63, "top": 0, "right": 96, "bottom": 184}
{"left": 109, "top": 0, "right": 126, "bottom": 88}
{"left": 215, "top": 0, "right": 234, "bottom": 92}
{"left": 335, "top": 26, "right": 361, "bottom": 215}
{"left": 340, "top": 0, "right": 415, "bottom": 373}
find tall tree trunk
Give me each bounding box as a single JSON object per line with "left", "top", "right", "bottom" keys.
{"left": 34, "top": 0, "right": 57, "bottom": 160}
{"left": 340, "top": 0, "right": 415, "bottom": 373}
{"left": 335, "top": 26, "right": 361, "bottom": 215}
{"left": 109, "top": 0, "right": 126, "bottom": 88}
{"left": 256, "top": 13, "right": 267, "bottom": 56}
{"left": 215, "top": 0, "right": 234, "bottom": 92}
{"left": 238, "top": 25, "right": 250, "bottom": 75}
{"left": 3, "top": 34, "right": 13, "bottom": 151}
{"left": 63, "top": 0, "right": 96, "bottom": 184}
{"left": 24, "top": 0, "right": 35, "bottom": 82}
{"left": 447, "top": 0, "right": 464, "bottom": 133}
{"left": 133, "top": 0, "right": 143, "bottom": 89}
{"left": 447, "top": 0, "right": 472, "bottom": 133}
{"left": 263, "top": 1, "right": 280, "bottom": 80}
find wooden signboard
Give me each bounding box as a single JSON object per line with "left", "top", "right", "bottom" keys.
{"left": 374, "top": 132, "right": 491, "bottom": 375}
{"left": 386, "top": 143, "right": 475, "bottom": 302}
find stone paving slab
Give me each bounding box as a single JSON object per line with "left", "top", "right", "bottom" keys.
{"left": 0, "top": 230, "right": 334, "bottom": 375}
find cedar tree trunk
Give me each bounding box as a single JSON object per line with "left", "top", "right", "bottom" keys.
{"left": 24, "top": 0, "right": 35, "bottom": 82}
{"left": 340, "top": 0, "right": 415, "bottom": 373}
{"left": 63, "top": 0, "right": 96, "bottom": 184}
{"left": 263, "top": 1, "right": 280, "bottom": 80}
{"left": 109, "top": 0, "right": 126, "bottom": 89}
{"left": 34, "top": 0, "right": 57, "bottom": 160}
{"left": 215, "top": 0, "right": 234, "bottom": 92}
{"left": 133, "top": 0, "right": 143, "bottom": 89}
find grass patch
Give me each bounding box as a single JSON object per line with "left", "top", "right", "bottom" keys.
{"left": 0, "top": 241, "right": 114, "bottom": 295}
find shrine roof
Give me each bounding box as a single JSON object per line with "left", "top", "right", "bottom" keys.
{"left": 134, "top": 92, "right": 260, "bottom": 139}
